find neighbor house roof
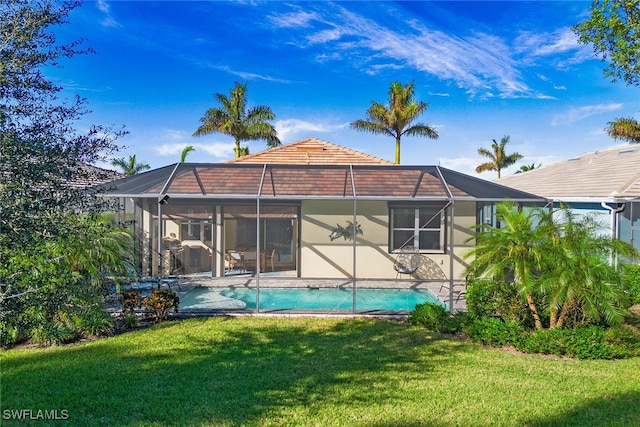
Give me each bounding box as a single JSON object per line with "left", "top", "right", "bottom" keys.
{"left": 226, "top": 138, "right": 394, "bottom": 165}
{"left": 101, "top": 163, "right": 546, "bottom": 203}
{"left": 497, "top": 145, "right": 640, "bottom": 202}
{"left": 71, "top": 163, "right": 123, "bottom": 189}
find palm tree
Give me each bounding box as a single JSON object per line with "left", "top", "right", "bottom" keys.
{"left": 465, "top": 202, "right": 545, "bottom": 329}
{"left": 193, "top": 82, "right": 280, "bottom": 159}
{"left": 350, "top": 81, "right": 438, "bottom": 164}
{"left": 111, "top": 155, "right": 150, "bottom": 176}
{"left": 607, "top": 117, "right": 640, "bottom": 143}
{"left": 475, "top": 136, "right": 523, "bottom": 179}
{"left": 515, "top": 163, "right": 541, "bottom": 174}
{"left": 180, "top": 145, "right": 195, "bottom": 163}
{"left": 540, "top": 209, "right": 637, "bottom": 328}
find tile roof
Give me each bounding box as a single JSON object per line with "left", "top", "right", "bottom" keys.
{"left": 104, "top": 163, "right": 546, "bottom": 202}
{"left": 497, "top": 145, "right": 640, "bottom": 201}
{"left": 226, "top": 138, "right": 394, "bottom": 165}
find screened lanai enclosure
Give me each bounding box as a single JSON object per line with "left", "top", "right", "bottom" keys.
{"left": 104, "top": 163, "right": 547, "bottom": 313}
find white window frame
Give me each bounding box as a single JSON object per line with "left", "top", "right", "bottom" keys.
{"left": 390, "top": 206, "right": 446, "bottom": 253}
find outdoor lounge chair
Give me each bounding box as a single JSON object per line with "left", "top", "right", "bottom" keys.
{"left": 123, "top": 261, "right": 181, "bottom": 291}
{"left": 393, "top": 246, "right": 421, "bottom": 283}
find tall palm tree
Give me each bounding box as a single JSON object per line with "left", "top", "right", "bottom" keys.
{"left": 180, "top": 145, "right": 195, "bottom": 163}
{"left": 193, "top": 82, "right": 280, "bottom": 159}
{"left": 111, "top": 155, "right": 150, "bottom": 176}
{"left": 607, "top": 117, "right": 640, "bottom": 143}
{"left": 475, "top": 136, "right": 523, "bottom": 179}
{"left": 350, "top": 81, "right": 438, "bottom": 164}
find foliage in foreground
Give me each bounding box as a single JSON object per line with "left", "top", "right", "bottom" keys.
{"left": 465, "top": 202, "right": 638, "bottom": 330}
{"left": 3, "top": 317, "right": 640, "bottom": 426}
{"left": 409, "top": 301, "right": 640, "bottom": 360}
{"left": 0, "top": 1, "right": 127, "bottom": 348}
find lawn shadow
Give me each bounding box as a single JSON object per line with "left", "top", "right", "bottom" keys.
{"left": 525, "top": 391, "right": 640, "bottom": 426}
{"left": 1, "top": 317, "right": 471, "bottom": 426}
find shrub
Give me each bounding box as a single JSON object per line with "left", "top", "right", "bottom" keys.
{"left": 142, "top": 290, "right": 179, "bottom": 322}
{"left": 408, "top": 302, "right": 450, "bottom": 332}
{"left": 78, "top": 307, "right": 114, "bottom": 337}
{"left": 465, "top": 280, "right": 530, "bottom": 324}
{"left": 621, "top": 264, "right": 640, "bottom": 306}
{"left": 121, "top": 312, "right": 140, "bottom": 330}
{"left": 0, "top": 323, "right": 21, "bottom": 349}
{"left": 463, "top": 316, "right": 525, "bottom": 347}
{"left": 122, "top": 289, "right": 142, "bottom": 313}
{"left": 518, "top": 326, "right": 640, "bottom": 360}
{"left": 604, "top": 324, "right": 640, "bottom": 357}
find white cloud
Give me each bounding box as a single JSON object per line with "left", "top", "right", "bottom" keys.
{"left": 515, "top": 27, "right": 593, "bottom": 67}
{"left": 272, "top": 5, "right": 539, "bottom": 99}
{"left": 551, "top": 103, "right": 624, "bottom": 126}
{"left": 275, "top": 118, "right": 348, "bottom": 142}
{"left": 205, "top": 65, "right": 293, "bottom": 84}
{"left": 96, "top": 0, "right": 120, "bottom": 28}
{"left": 269, "top": 11, "right": 319, "bottom": 28}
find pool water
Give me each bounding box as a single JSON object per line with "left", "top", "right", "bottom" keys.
{"left": 180, "top": 287, "right": 442, "bottom": 312}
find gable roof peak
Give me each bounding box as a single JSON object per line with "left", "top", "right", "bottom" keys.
{"left": 226, "top": 138, "right": 394, "bottom": 165}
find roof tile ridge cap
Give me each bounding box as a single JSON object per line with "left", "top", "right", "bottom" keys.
{"left": 615, "top": 168, "right": 640, "bottom": 196}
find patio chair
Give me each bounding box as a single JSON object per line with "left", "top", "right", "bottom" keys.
{"left": 393, "top": 246, "right": 421, "bottom": 283}
{"left": 122, "top": 261, "right": 181, "bottom": 291}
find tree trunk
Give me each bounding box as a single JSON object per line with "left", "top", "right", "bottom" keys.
{"left": 554, "top": 302, "right": 572, "bottom": 329}
{"left": 526, "top": 293, "right": 544, "bottom": 329}
{"left": 395, "top": 137, "right": 401, "bottom": 165}
{"left": 550, "top": 308, "right": 558, "bottom": 328}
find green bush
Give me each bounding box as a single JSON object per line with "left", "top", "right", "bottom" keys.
{"left": 408, "top": 302, "right": 450, "bottom": 332}
{"left": 518, "top": 326, "right": 640, "bottom": 360}
{"left": 465, "top": 280, "right": 530, "bottom": 324}
{"left": 121, "top": 312, "right": 140, "bottom": 330}
{"left": 621, "top": 264, "right": 640, "bottom": 306}
{"left": 463, "top": 316, "right": 525, "bottom": 347}
{"left": 0, "top": 323, "right": 21, "bottom": 349}
{"left": 604, "top": 324, "right": 640, "bottom": 357}
{"left": 78, "top": 307, "right": 114, "bottom": 337}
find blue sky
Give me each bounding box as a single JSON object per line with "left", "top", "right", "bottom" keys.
{"left": 52, "top": 1, "right": 640, "bottom": 179}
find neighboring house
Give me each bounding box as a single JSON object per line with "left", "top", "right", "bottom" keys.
{"left": 102, "top": 138, "right": 546, "bottom": 305}
{"left": 498, "top": 145, "right": 640, "bottom": 251}
{"left": 73, "top": 163, "right": 123, "bottom": 189}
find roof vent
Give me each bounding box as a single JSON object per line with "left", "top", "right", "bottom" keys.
{"left": 567, "top": 156, "right": 581, "bottom": 162}
{"left": 619, "top": 148, "right": 638, "bottom": 154}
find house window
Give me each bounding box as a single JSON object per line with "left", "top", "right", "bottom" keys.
{"left": 390, "top": 206, "right": 445, "bottom": 252}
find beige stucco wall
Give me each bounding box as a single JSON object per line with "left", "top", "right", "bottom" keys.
{"left": 300, "top": 200, "right": 476, "bottom": 280}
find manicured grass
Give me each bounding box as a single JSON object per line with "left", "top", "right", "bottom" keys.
{"left": 2, "top": 317, "right": 640, "bottom": 426}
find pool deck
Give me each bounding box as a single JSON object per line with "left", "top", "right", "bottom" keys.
{"left": 170, "top": 273, "right": 468, "bottom": 316}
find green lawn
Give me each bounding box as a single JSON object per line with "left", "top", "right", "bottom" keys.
{"left": 2, "top": 317, "right": 640, "bottom": 426}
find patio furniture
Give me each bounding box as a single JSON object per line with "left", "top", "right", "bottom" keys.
{"left": 393, "top": 246, "right": 421, "bottom": 283}
{"left": 226, "top": 250, "right": 241, "bottom": 271}
{"left": 265, "top": 249, "right": 276, "bottom": 272}
{"left": 123, "top": 261, "right": 181, "bottom": 291}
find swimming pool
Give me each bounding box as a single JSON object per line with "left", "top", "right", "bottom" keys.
{"left": 180, "top": 286, "right": 442, "bottom": 312}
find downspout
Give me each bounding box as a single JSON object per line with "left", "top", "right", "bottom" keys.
{"left": 600, "top": 198, "right": 626, "bottom": 266}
